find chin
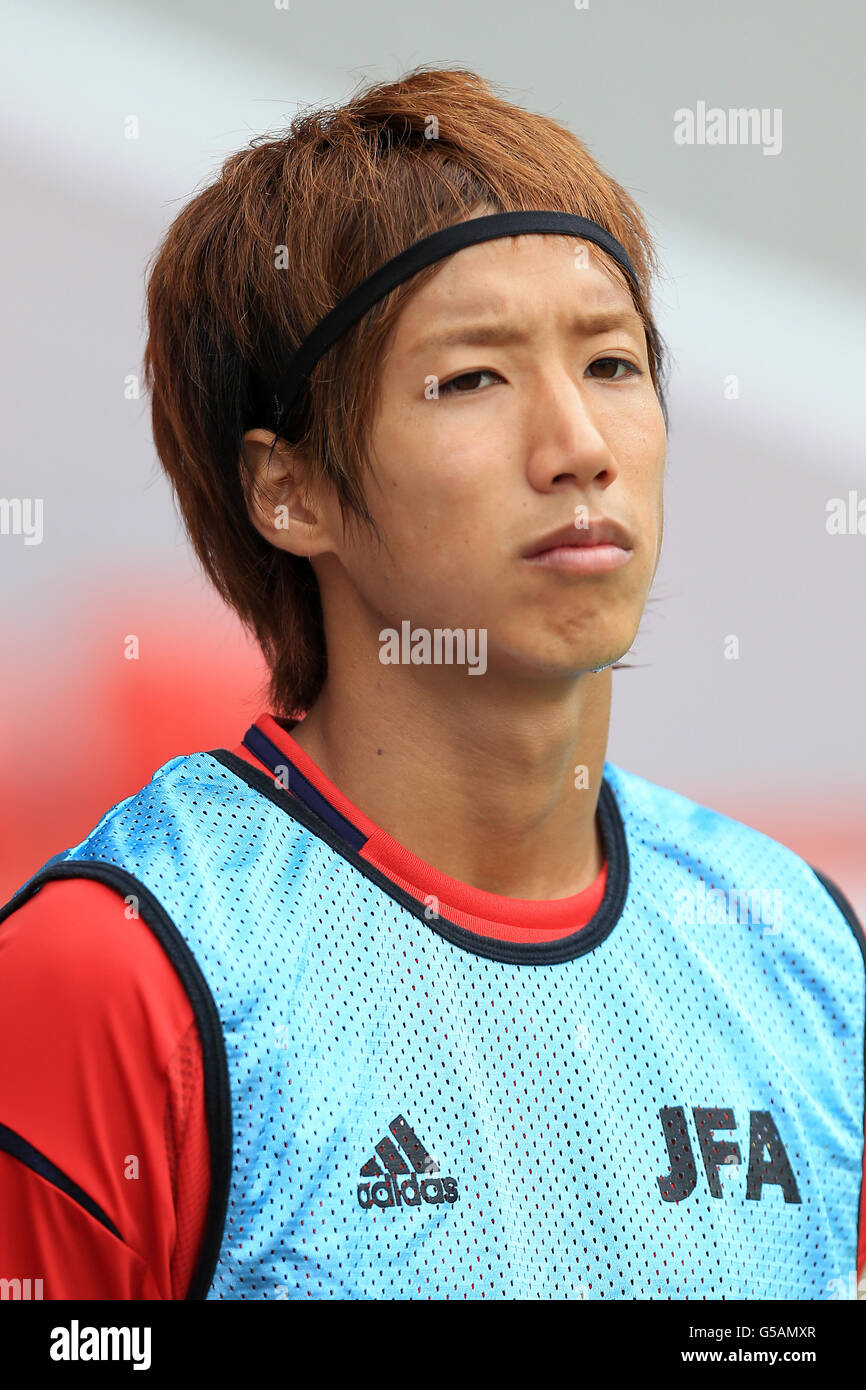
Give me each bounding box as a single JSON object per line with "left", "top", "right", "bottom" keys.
{"left": 491, "top": 646, "right": 631, "bottom": 682}
{"left": 492, "top": 616, "right": 641, "bottom": 680}
{"left": 563, "top": 630, "right": 641, "bottom": 677}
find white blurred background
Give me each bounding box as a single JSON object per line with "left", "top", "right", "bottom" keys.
{"left": 1, "top": 0, "right": 863, "bottom": 914}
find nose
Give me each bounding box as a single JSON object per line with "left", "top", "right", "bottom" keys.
{"left": 523, "top": 363, "right": 617, "bottom": 492}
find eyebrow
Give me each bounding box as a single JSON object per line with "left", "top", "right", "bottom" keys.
{"left": 410, "top": 308, "right": 644, "bottom": 356}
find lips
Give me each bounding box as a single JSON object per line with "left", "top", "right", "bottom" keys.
{"left": 522, "top": 516, "right": 633, "bottom": 558}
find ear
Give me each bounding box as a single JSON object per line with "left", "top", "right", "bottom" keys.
{"left": 241, "top": 428, "right": 339, "bottom": 559}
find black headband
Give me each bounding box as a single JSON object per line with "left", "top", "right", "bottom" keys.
{"left": 266, "top": 210, "right": 644, "bottom": 432}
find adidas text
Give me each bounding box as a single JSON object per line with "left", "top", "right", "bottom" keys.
{"left": 357, "top": 1173, "right": 459, "bottom": 1210}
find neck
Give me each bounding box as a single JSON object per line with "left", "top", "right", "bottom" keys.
{"left": 288, "top": 643, "right": 612, "bottom": 902}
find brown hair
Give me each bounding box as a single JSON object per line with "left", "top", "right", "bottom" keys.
{"left": 143, "top": 65, "right": 669, "bottom": 718}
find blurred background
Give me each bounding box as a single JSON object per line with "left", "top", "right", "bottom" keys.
{"left": 1, "top": 0, "right": 863, "bottom": 914}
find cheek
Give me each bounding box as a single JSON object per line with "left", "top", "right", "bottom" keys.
{"left": 368, "top": 428, "right": 501, "bottom": 570}
{"left": 655, "top": 463, "right": 665, "bottom": 534}
{"left": 649, "top": 465, "right": 665, "bottom": 570}
{"left": 342, "top": 497, "right": 501, "bottom": 631}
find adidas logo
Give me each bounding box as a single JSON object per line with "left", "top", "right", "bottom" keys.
{"left": 357, "top": 1115, "right": 459, "bottom": 1211}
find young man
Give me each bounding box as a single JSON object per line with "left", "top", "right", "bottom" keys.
{"left": 0, "top": 66, "right": 863, "bottom": 1301}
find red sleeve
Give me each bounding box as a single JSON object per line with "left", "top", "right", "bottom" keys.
{"left": 0, "top": 878, "right": 210, "bottom": 1299}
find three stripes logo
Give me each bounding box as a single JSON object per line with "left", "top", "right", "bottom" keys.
{"left": 357, "top": 1115, "right": 459, "bottom": 1211}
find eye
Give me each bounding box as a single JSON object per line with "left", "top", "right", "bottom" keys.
{"left": 435, "top": 357, "right": 641, "bottom": 396}
{"left": 437, "top": 369, "right": 504, "bottom": 396}
{"left": 587, "top": 356, "right": 641, "bottom": 380}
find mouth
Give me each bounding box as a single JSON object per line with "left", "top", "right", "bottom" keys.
{"left": 522, "top": 516, "right": 634, "bottom": 574}
{"left": 524, "top": 543, "right": 633, "bottom": 575}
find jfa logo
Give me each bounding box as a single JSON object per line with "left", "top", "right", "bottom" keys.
{"left": 657, "top": 1106, "right": 800, "bottom": 1203}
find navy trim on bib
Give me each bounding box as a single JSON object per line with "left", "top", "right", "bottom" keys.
{"left": 0, "top": 861, "right": 233, "bottom": 1301}
{"left": 242, "top": 723, "right": 368, "bottom": 851}
{"left": 209, "top": 747, "right": 630, "bottom": 966}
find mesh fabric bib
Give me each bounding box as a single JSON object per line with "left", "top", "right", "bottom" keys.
{"left": 10, "top": 748, "right": 865, "bottom": 1300}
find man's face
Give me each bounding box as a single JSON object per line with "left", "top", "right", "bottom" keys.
{"left": 329, "top": 232, "right": 666, "bottom": 680}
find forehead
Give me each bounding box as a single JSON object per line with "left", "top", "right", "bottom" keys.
{"left": 392, "top": 233, "right": 638, "bottom": 342}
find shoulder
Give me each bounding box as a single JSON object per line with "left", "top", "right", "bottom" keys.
{"left": 603, "top": 760, "right": 755, "bottom": 834}
{"left": 810, "top": 866, "right": 866, "bottom": 952}
{"left": 0, "top": 876, "right": 208, "bottom": 1300}
{"left": 603, "top": 761, "right": 865, "bottom": 937}
{"left": 605, "top": 759, "right": 801, "bottom": 857}
{"left": 0, "top": 875, "right": 196, "bottom": 1057}
{"left": 56, "top": 748, "right": 304, "bottom": 867}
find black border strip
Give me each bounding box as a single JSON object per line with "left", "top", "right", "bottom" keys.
{"left": 0, "top": 1121, "right": 122, "bottom": 1239}
{"left": 811, "top": 864, "right": 866, "bottom": 1289}
{"left": 0, "top": 862, "right": 232, "bottom": 1301}
{"left": 208, "top": 748, "right": 630, "bottom": 965}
